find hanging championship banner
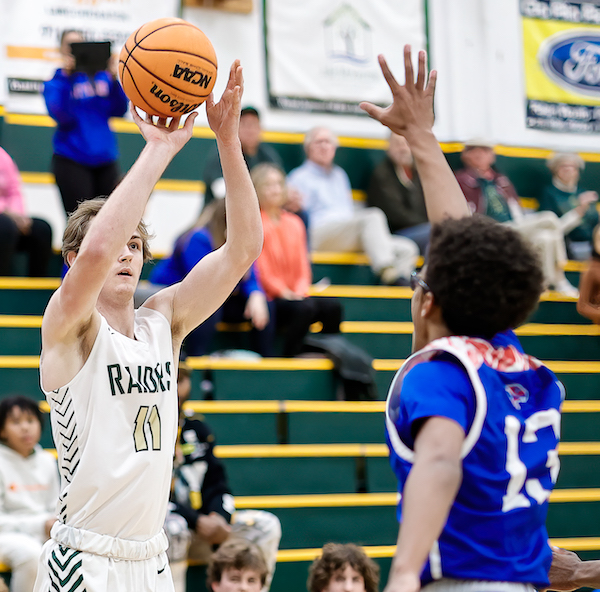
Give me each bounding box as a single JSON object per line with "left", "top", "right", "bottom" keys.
{"left": 264, "top": 0, "right": 426, "bottom": 115}
{"left": 522, "top": 0, "right": 600, "bottom": 133}
{"left": 2, "top": 0, "right": 179, "bottom": 114}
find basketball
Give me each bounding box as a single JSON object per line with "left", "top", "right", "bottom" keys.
{"left": 119, "top": 17, "right": 217, "bottom": 118}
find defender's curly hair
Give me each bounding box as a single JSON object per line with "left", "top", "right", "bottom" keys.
{"left": 425, "top": 215, "right": 544, "bottom": 338}
{"left": 307, "top": 543, "right": 379, "bottom": 592}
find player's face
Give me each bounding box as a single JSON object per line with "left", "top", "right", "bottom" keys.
{"left": 307, "top": 130, "right": 337, "bottom": 168}
{"left": 324, "top": 564, "right": 366, "bottom": 592}
{"left": 103, "top": 233, "right": 144, "bottom": 300}
{"left": 410, "top": 269, "right": 431, "bottom": 353}
{"left": 211, "top": 568, "right": 262, "bottom": 592}
{"left": 0, "top": 407, "right": 41, "bottom": 458}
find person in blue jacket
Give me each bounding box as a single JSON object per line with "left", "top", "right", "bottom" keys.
{"left": 149, "top": 198, "right": 274, "bottom": 357}
{"left": 43, "top": 30, "right": 129, "bottom": 214}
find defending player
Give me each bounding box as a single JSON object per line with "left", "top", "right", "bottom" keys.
{"left": 361, "top": 48, "right": 563, "bottom": 592}
{"left": 34, "top": 60, "right": 262, "bottom": 592}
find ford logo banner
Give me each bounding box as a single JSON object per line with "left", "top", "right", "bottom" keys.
{"left": 539, "top": 31, "right": 600, "bottom": 97}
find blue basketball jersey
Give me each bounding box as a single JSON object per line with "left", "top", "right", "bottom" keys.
{"left": 385, "top": 331, "right": 564, "bottom": 588}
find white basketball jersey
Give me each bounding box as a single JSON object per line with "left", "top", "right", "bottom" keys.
{"left": 41, "top": 307, "right": 178, "bottom": 542}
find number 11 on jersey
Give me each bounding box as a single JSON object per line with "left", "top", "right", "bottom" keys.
{"left": 133, "top": 405, "right": 162, "bottom": 452}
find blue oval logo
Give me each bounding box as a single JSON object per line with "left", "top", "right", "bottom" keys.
{"left": 539, "top": 32, "right": 600, "bottom": 97}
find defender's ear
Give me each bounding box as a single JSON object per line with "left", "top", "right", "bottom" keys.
{"left": 66, "top": 251, "right": 77, "bottom": 268}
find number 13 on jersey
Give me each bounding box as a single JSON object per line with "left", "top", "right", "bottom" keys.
{"left": 503, "top": 409, "right": 561, "bottom": 513}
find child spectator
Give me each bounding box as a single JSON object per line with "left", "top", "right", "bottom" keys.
{"left": 577, "top": 224, "right": 600, "bottom": 323}
{"left": 307, "top": 543, "right": 379, "bottom": 592}
{"left": 0, "top": 147, "right": 53, "bottom": 277}
{"left": 0, "top": 396, "right": 59, "bottom": 592}
{"left": 207, "top": 538, "right": 269, "bottom": 592}
{"left": 165, "top": 362, "right": 281, "bottom": 592}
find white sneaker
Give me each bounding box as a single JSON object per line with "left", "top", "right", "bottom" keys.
{"left": 555, "top": 278, "right": 579, "bottom": 298}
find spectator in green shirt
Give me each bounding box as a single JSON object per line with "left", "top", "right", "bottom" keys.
{"left": 540, "top": 152, "right": 598, "bottom": 260}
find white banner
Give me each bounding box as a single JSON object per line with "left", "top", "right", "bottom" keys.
{"left": 265, "top": 0, "right": 426, "bottom": 115}
{"left": 2, "top": 0, "right": 179, "bottom": 114}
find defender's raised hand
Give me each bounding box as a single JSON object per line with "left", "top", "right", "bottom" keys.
{"left": 360, "top": 46, "right": 437, "bottom": 140}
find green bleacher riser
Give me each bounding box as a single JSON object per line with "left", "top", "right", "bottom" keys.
{"left": 3, "top": 363, "right": 600, "bottom": 402}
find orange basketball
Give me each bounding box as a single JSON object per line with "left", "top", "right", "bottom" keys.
{"left": 119, "top": 17, "right": 217, "bottom": 118}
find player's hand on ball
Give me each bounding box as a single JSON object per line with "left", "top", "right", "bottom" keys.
{"left": 131, "top": 104, "right": 197, "bottom": 154}
{"left": 360, "top": 45, "right": 437, "bottom": 139}
{"left": 206, "top": 60, "right": 243, "bottom": 147}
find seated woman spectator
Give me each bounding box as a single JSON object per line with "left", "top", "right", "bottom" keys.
{"left": 0, "top": 147, "right": 53, "bottom": 277}
{"left": 148, "top": 198, "right": 274, "bottom": 357}
{"left": 307, "top": 543, "right": 379, "bottom": 592}
{"left": 0, "top": 396, "right": 59, "bottom": 592}
{"left": 252, "top": 163, "right": 343, "bottom": 357}
{"left": 287, "top": 127, "right": 418, "bottom": 286}
{"left": 540, "top": 152, "right": 599, "bottom": 260}
{"left": 455, "top": 139, "right": 578, "bottom": 296}
{"left": 577, "top": 224, "right": 600, "bottom": 324}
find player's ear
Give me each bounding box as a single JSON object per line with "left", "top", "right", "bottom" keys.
{"left": 420, "top": 290, "right": 436, "bottom": 318}
{"left": 66, "top": 251, "right": 77, "bottom": 268}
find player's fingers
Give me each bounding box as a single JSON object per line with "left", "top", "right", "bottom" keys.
{"left": 183, "top": 111, "right": 198, "bottom": 131}
{"left": 157, "top": 117, "right": 168, "bottom": 127}
{"left": 426, "top": 69, "right": 438, "bottom": 99}
{"left": 378, "top": 54, "right": 400, "bottom": 94}
{"left": 359, "top": 101, "right": 385, "bottom": 122}
{"left": 169, "top": 115, "right": 182, "bottom": 130}
{"left": 416, "top": 50, "right": 427, "bottom": 90}
{"left": 130, "top": 103, "right": 142, "bottom": 123}
{"left": 237, "top": 65, "right": 244, "bottom": 95}
{"left": 404, "top": 44, "right": 415, "bottom": 89}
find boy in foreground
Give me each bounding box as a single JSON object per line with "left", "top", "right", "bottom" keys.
{"left": 34, "top": 60, "right": 263, "bottom": 592}
{"left": 361, "top": 48, "right": 563, "bottom": 592}
{"left": 207, "top": 538, "right": 268, "bottom": 592}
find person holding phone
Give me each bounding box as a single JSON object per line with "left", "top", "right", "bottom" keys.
{"left": 43, "top": 30, "right": 129, "bottom": 214}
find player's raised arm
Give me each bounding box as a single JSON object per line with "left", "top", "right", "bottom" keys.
{"left": 361, "top": 46, "right": 470, "bottom": 223}
{"left": 145, "top": 61, "right": 263, "bottom": 342}
{"left": 42, "top": 109, "right": 197, "bottom": 345}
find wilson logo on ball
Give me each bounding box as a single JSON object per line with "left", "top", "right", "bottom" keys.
{"left": 149, "top": 83, "right": 200, "bottom": 114}
{"left": 172, "top": 64, "right": 213, "bottom": 89}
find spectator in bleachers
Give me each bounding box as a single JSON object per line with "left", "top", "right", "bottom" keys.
{"left": 0, "top": 396, "right": 59, "bottom": 592}
{"left": 0, "top": 147, "right": 53, "bottom": 277}
{"left": 148, "top": 198, "right": 274, "bottom": 357}
{"left": 287, "top": 127, "right": 418, "bottom": 286}
{"left": 166, "top": 362, "right": 281, "bottom": 592}
{"left": 43, "top": 30, "right": 128, "bottom": 214}
{"left": 252, "top": 163, "right": 343, "bottom": 357}
{"left": 203, "top": 106, "right": 284, "bottom": 205}
{"left": 307, "top": 543, "right": 379, "bottom": 592}
{"left": 367, "top": 132, "right": 430, "bottom": 255}
{"left": 456, "top": 139, "right": 578, "bottom": 296}
{"left": 207, "top": 538, "right": 269, "bottom": 592}
{"left": 540, "top": 152, "right": 599, "bottom": 261}
{"left": 576, "top": 224, "right": 600, "bottom": 324}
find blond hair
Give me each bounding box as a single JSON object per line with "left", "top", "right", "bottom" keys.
{"left": 250, "top": 163, "right": 287, "bottom": 208}
{"left": 62, "top": 197, "right": 153, "bottom": 265}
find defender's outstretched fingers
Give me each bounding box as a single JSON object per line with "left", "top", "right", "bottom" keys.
{"left": 359, "top": 101, "right": 384, "bottom": 122}
{"left": 427, "top": 69, "right": 438, "bottom": 95}
{"left": 205, "top": 92, "right": 215, "bottom": 112}
{"left": 378, "top": 55, "right": 401, "bottom": 94}
{"left": 404, "top": 45, "right": 415, "bottom": 89}
{"left": 416, "top": 50, "right": 427, "bottom": 91}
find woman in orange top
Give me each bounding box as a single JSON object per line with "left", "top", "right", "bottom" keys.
{"left": 252, "top": 163, "right": 342, "bottom": 356}
{"left": 578, "top": 224, "right": 600, "bottom": 324}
